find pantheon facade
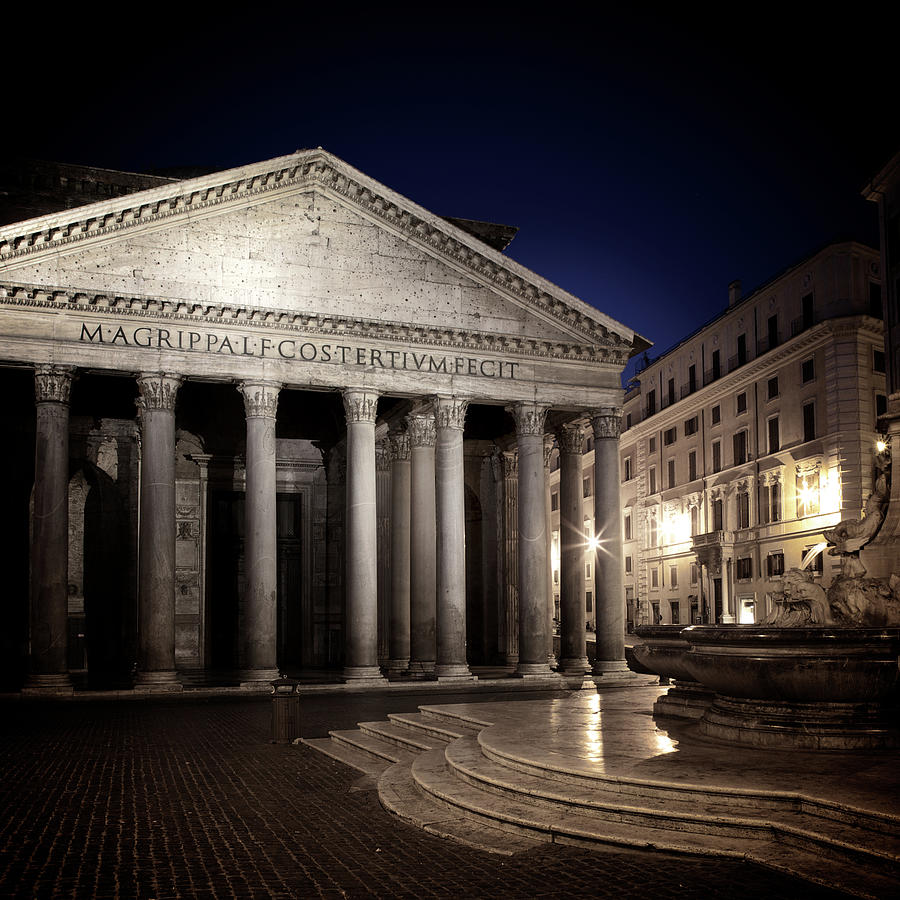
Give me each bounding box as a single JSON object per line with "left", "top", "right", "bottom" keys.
{"left": 0, "top": 150, "right": 647, "bottom": 691}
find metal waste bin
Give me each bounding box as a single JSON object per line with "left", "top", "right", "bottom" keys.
{"left": 270, "top": 676, "right": 300, "bottom": 743}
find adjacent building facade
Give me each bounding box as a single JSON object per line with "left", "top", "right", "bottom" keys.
{"left": 549, "top": 241, "right": 885, "bottom": 628}
{"left": 0, "top": 150, "right": 647, "bottom": 691}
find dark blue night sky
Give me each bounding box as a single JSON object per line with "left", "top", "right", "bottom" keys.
{"left": 8, "top": 8, "right": 897, "bottom": 382}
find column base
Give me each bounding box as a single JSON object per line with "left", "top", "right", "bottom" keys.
{"left": 387, "top": 658, "right": 410, "bottom": 674}
{"left": 22, "top": 673, "right": 74, "bottom": 695}
{"left": 134, "top": 670, "right": 182, "bottom": 691}
{"left": 435, "top": 664, "right": 476, "bottom": 681}
{"left": 558, "top": 657, "right": 590, "bottom": 675}
{"left": 342, "top": 666, "right": 389, "bottom": 684}
{"left": 238, "top": 668, "right": 280, "bottom": 687}
{"left": 515, "top": 662, "right": 554, "bottom": 677}
{"left": 405, "top": 661, "right": 436, "bottom": 679}
{"left": 591, "top": 658, "right": 629, "bottom": 676}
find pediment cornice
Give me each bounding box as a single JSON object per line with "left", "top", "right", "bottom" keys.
{"left": 0, "top": 280, "right": 630, "bottom": 367}
{"left": 0, "top": 149, "right": 640, "bottom": 354}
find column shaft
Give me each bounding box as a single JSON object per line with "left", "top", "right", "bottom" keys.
{"left": 342, "top": 390, "right": 385, "bottom": 682}
{"left": 239, "top": 381, "right": 281, "bottom": 682}
{"left": 544, "top": 436, "right": 557, "bottom": 666}
{"left": 434, "top": 397, "right": 473, "bottom": 680}
{"left": 558, "top": 424, "right": 589, "bottom": 674}
{"left": 388, "top": 432, "right": 411, "bottom": 673}
{"left": 592, "top": 408, "right": 628, "bottom": 673}
{"left": 26, "top": 366, "right": 75, "bottom": 692}
{"left": 135, "top": 373, "right": 182, "bottom": 688}
{"left": 511, "top": 403, "right": 552, "bottom": 676}
{"left": 407, "top": 412, "right": 436, "bottom": 677}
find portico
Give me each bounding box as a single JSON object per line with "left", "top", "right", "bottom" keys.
{"left": 0, "top": 149, "right": 647, "bottom": 691}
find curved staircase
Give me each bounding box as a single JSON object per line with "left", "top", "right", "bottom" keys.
{"left": 302, "top": 692, "right": 900, "bottom": 899}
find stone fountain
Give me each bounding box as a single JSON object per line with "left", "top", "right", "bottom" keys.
{"left": 632, "top": 446, "right": 900, "bottom": 749}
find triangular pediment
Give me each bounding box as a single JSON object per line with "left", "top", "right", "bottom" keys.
{"left": 0, "top": 150, "right": 645, "bottom": 359}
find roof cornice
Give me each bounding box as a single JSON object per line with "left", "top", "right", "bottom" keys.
{"left": 0, "top": 149, "right": 641, "bottom": 355}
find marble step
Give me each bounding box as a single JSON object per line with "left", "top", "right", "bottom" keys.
{"left": 326, "top": 728, "right": 419, "bottom": 766}
{"left": 407, "top": 747, "right": 899, "bottom": 898}
{"left": 443, "top": 737, "right": 900, "bottom": 870}
{"left": 300, "top": 736, "right": 392, "bottom": 779}
{"left": 357, "top": 720, "right": 447, "bottom": 753}
{"left": 378, "top": 761, "right": 544, "bottom": 856}
{"left": 387, "top": 711, "right": 481, "bottom": 742}
{"left": 418, "top": 704, "right": 495, "bottom": 731}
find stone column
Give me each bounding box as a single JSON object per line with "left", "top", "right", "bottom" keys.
{"left": 26, "top": 365, "right": 76, "bottom": 693}
{"left": 388, "top": 430, "right": 411, "bottom": 674}
{"left": 407, "top": 411, "right": 436, "bottom": 678}
{"left": 557, "top": 423, "right": 590, "bottom": 674}
{"left": 591, "top": 407, "right": 628, "bottom": 674}
{"left": 510, "top": 402, "right": 553, "bottom": 676}
{"left": 544, "top": 435, "right": 557, "bottom": 667}
{"left": 342, "top": 389, "right": 386, "bottom": 682}
{"left": 135, "top": 373, "right": 183, "bottom": 690}
{"left": 500, "top": 451, "right": 519, "bottom": 666}
{"left": 238, "top": 380, "right": 281, "bottom": 684}
{"left": 434, "top": 396, "right": 474, "bottom": 681}
{"left": 375, "top": 439, "right": 392, "bottom": 667}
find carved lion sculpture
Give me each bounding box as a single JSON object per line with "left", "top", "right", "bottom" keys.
{"left": 759, "top": 568, "right": 834, "bottom": 626}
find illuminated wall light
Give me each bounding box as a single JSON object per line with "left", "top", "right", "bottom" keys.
{"left": 662, "top": 511, "right": 691, "bottom": 545}
{"left": 820, "top": 468, "right": 841, "bottom": 515}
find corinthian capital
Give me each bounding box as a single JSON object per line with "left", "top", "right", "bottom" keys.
{"left": 590, "top": 406, "right": 623, "bottom": 440}
{"left": 34, "top": 365, "right": 76, "bottom": 404}
{"left": 390, "top": 430, "right": 410, "bottom": 461}
{"left": 342, "top": 388, "right": 378, "bottom": 424}
{"left": 375, "top": 439, "right": 392, "bottom": 471}
{"left": 406, "top": 411, "right": 436, "bottom": 448}
{"left": 556, "top": 423, "right": 585, "bottom": 455}
{"left": 507, "top": 401, "right": 549, "bottom": 437}
{"left": 240, "top": 380, "right": 281, "bottom": 419}
{"left": 136, "top": 373, "right": 182, "bottom": 411}
{"left": 543, "top": 434, "right": 556, "bottom": 469}
{"left": 433, "top": 396, "right": 469, "bottom": 431}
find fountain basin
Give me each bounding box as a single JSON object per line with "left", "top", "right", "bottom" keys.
{"left": 682, "top": 626, "right": 900, "bottom": 749}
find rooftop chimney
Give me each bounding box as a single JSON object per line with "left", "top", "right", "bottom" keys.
{"left": 728, "top": 279, "right": 742, "bottom": 306}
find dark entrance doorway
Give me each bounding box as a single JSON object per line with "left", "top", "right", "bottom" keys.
{"left": 207, "top": 489, "right": 305, "bottom": 675}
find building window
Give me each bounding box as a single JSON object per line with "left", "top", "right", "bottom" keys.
{"left": 670, "top": 600, "right": 680, "bottom": 624}
{"left": 586, "top": 591, "right": 593, "bottom": 613}
{"left": 762, "top": 480, "right": 782, "bottom": 523}
{"left": 551, "top": 491, "right": 559, "bottom": 511}
{"left": 869, "top": 281, "right": 883, "bottom": 318}
{"left": 711, "top": 405, "right": 721, "bottom": 425}
{"left": 796, "top": 470, "right": 819, "bottom": 518}
{"left": 877, "top": 393, "right": 888, "bottom": 417}
{"left": 670, "top": 565, "right": 678, "bottom": 588}
{"left": 652, "top": 602, "right": 661, "bottom": 624}
{"left": 690, "top": 562, "right": 699, "bottom": 584}
{"left": 737, "top": 490, "right": 750, "bottom": 529}
{"left": 625, "top": 412, "right": 632, "bottom": 430}
{"left": 737, "top": 333, "right": 747, "bottom": 366}
{"left": 768, "top": 416, "right": 780, "bottom": 454}
{"left": 688, "top": 364, "right": 697, "bottom": 393}
{"left": 684, "top": 415, "right": 698, "bottom": 436}
{"left": 767, "top": 314, "right": 779, "bottom": 350}
{"left": 624, "top": 456, "right": 632, "bottom": 481}
{"left": 736, "top": 557, "right": 752, "bottom": 580}
{"left": 647, "top": 389, "right": 657, "bottom": 416}
{"left": 690, "top": 504, "right": 699, "bottom": 535}
{"left": 624, "top": 513, "right": 632, "bottom": 541}
{"left": 802, "top": 358, "right": 815, "bottom": 383}
{"left": 712, "top": 440, "right": 722, "bottom": 473}
{"left": 688, "top": 449, "right": 697, "bottom": 482}
{"left": 663, "top": 427, "right": 677, "bottom": 446}
{"left": 649, "top": 466, "right": 657, "bottom": 494}
{"left": 712, "top": 497, "right": 724, "bottom": 531}
{"left": 767, "top": 376, "right": 779, "bottom": 400}
{"left": 736, "top": 392, "right": 747, "bottom": 415}
{"left": 586, "top": 436, "right": 594, "bottom": 452}
{"left": 712, "top": 349, "right": 721, "bottom": 380}
{"left": 585, "top": 561, "right": 592, "bottom": 580}
{"left": 802, "top": 293, "right": 814, "bottom": 329}
{"left": 803, "top": 402, "right": 815, "bottom": 442}
{"left": 874, "top": 349, "right": 886, "bottom": 373}
{"left": 767, "top": 552, "right": 785, "bottom": 578}
{"left": 667, "top": 378, "right": 676, "bottom": 406}
{"left": 667, "top": 458, "right": 676, "bottom": 489}
{"left": 625, "top": 555, "right": 633, "bottom": 574}
{"left": 648, "top": 517, "right": 658, "bottom": 548}
{"left": 803, "top": 546, "right": 824, "bottom": 574}
{"left": 651, "top": 566, "right": 659, "bottom": 588}
{"left": 649, "top": 436, "right": 657, "bottom": 453}
{"left": 583, "top": 475, "right": 592, "bottom": 498}
{"left": 733, "top": 429, "right": 748, "bottom": 465}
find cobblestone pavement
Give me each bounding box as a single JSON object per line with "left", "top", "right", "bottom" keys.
{"left": 0, "top": 695, "right": 850, "bottom": 899}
